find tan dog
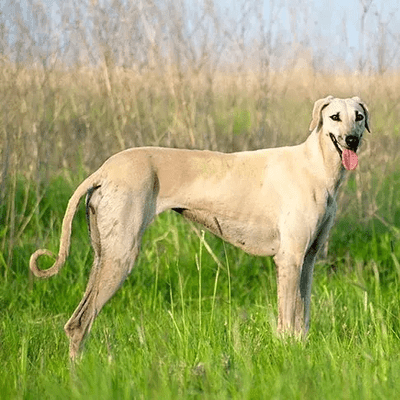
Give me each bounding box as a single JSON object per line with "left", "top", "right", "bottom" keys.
{"left": 30, "top": 96, "right": 370, "bottom": 359}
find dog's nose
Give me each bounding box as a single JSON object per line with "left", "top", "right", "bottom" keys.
{"left": 345, "top": 135, "right": 359, "bottom": 150}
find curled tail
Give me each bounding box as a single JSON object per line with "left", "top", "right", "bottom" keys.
{"left": 30, "top": 174, "right": 100, "bottom": 279}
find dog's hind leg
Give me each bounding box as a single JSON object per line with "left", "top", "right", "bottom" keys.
{"left": 64, "top": 184, "right": 156, "bottom": 360}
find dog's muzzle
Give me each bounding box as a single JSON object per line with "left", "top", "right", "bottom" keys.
{"left": 329, "top": 133, "right": 360, "bottom": 170}
{"left": 345, "top": 135, "right": 360, "bottom": 151}
{"left": 329, "top": 133, "right": 360, "bottom": 155}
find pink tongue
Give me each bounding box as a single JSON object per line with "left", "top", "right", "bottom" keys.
{"left": 342, "top": 149, "right": 358, "bottom": 170}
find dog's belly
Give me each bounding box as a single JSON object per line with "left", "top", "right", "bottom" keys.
{"left": 172, "top": 208, "right": 280, "bottom": 256}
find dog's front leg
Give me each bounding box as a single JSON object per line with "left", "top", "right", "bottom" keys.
{"left": 274, "top": 253, "right": 308, "bottom": 336}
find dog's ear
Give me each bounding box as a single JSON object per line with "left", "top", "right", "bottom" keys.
{"left": 352, "top": 96, "right": 370, "bottom": 133}
{"left": 309, "top": 96, "right": 334, "bottom": 132}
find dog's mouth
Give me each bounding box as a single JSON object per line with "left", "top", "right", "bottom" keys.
{"left": 329, "top": 133, "right": 359, "bottom": 170}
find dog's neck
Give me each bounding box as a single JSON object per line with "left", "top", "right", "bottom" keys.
{"left": 304, "top": 128, "right": 346, "bottom": 196}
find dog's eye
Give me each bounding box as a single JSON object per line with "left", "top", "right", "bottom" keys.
{"left": 355, "top": 111, "right": 364, "bottom": 122}
{"left": 330, "top": 113, "right": 341, "bottom": 122}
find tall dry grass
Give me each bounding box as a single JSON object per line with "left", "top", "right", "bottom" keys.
{"left": 1, "top": 60, "right": 399, "bottom": 177}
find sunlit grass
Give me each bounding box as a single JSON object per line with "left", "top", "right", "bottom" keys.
{"left": 1, "top": 174, "right": 400, "bottom": 398}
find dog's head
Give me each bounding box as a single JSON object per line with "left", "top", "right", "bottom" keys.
{"left": 309, "top": 96, "right": 370, "bottom": 170}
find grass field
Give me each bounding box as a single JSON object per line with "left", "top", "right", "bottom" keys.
{"left": 0, "top": 168, "right": 400, "bottom": 399}
{"left": 1, "top": 64, "right": 400, "bottom": 398}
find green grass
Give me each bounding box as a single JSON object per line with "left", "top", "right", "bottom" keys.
{"left": 1, "top": 173, "right": 400, "bottom": 399}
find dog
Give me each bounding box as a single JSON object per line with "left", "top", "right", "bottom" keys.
{"left": 30, "top": 96, "right": 370, "bottom": 359}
